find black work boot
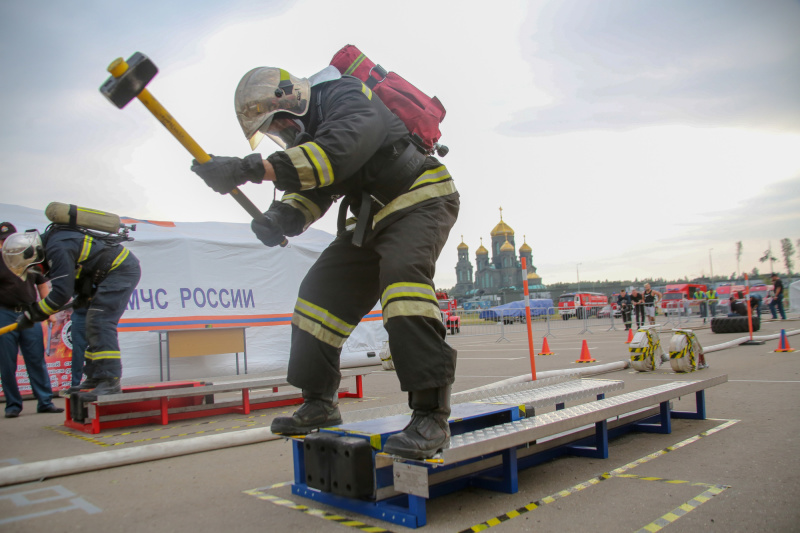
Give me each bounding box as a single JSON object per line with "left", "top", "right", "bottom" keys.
{"left": 90, "top": 378, "right": 121, "bottom": 396}
{"left": 67, "top": 377, "right": 102, "bottom": 394}
{"left": 383, "top": 386, "right": 451, "bottom": 460}
{"left": 270, "top": 390, "right": 343, "bottom": 435}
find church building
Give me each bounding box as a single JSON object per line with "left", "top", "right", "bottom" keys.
{"left": 450, "top": 209, "right": 548, "bottom": 304}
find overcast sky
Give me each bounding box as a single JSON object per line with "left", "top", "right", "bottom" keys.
{"left": 1, "top": 0, "right": 798, "bottom": 288}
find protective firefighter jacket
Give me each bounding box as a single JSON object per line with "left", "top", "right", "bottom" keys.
{"left": 266, "top": 75, "right": 459, "bottom": 393}
{"left": 36, "top": 227, "right": 141, "bottom": 379}
{"left": 267, "top": 76, "right": 458, "bottom": 234}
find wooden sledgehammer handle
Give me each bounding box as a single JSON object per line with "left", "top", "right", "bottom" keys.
{"left": 107, "top": 58, "right": 287, "bottom": 247}
{"left": 0, "top": 323, "right": 18, "bottom": 337}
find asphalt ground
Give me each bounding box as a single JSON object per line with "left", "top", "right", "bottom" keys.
{"left": 1, "top": 316, "right": 799, "bottom": 532}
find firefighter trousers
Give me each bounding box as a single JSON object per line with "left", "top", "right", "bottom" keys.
{"left": 83, "top": 255, "right": 141, "bottom": 380}
{"left": 288, "top": 195, "right": 459, "bottom": 394}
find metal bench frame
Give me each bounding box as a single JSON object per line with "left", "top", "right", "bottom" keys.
{"left": 288, "top": 374, "right": 726, "bottom": 528}
{"left": 63, "top": 368, "right": 369, "bottom": 434}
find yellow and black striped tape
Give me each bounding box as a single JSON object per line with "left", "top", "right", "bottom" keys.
{"left": 634, "top": 484, "right": 728, "bottom": 532}
{"left": 460, "top": 419, "right": 738, "bottom": 532}
{"left": 244, "top": 484, "right": 393, "bottom": 533}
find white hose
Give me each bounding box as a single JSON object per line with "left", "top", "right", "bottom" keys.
{"left": 460, "top": 360, "right": 630, "bottom": 394}
{"left": 2, "top": 329, "right": 794, "bottom": 488}
{"left": 704, "top": 328, "right": 800, "bottom": 353}
{"left": 0, "top": 427, "right": 279, "bottom": 488}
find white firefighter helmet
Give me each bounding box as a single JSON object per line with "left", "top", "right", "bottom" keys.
{"left": 2, "top": 231, "right": 44, "bottom": 281}
{"left": 235, "top": 67, "right": 311, "bottom": 150}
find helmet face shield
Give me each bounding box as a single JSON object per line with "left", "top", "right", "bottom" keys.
{"left": 259, "top": 116, "right": 306, "bottom": 150}
{"left": 1, "top": 231, "right": 44, "bottom": 281}
{"left": 235, "top": 67, "right": 310, "bottom": 150}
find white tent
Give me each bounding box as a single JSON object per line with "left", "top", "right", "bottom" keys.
{"left": 790, "top": 280, "right": 799, "bottom": 312}
{"left": 1, "top": 203, "right": 385, "bottom": 386}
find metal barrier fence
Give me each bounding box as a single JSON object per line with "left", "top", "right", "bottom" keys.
{"left": 447, "top": 290, "right": 799, "bottom": 344}
{"left": 445, "top": 299, "right": 773, "bottom": 343}
{"left": 448, "top": 304, "right": 624, "bottom": 342}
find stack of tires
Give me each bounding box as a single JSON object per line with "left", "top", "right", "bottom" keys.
{"left": 711, "top": 316, "right": 760, "bottom": 333}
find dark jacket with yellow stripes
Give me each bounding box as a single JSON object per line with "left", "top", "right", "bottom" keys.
{"left": 33, "top": 227, "right": 134, "bottom": 318}
{"left": 266, "top": 76, "right": 457, "bottom": 238}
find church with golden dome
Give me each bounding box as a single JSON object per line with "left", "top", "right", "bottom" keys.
{"left": 451, "top": 208, "right": 548, "bottom": 304}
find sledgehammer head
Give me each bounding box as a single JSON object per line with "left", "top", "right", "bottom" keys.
{"left": 100, "top": 52, "right": 158, "bottom": 108}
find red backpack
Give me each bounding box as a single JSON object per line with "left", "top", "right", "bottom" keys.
{"left": 330, "top": 45, "right": 448, "bottom": 156}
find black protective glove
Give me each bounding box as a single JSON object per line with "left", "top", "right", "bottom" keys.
{"left": 251, "top": 211, "right": 286, "bottom": 247}
{"left": 191, "top": 154, "right": 266, "bottom": 194}
{"left": 250, "top": 201, "right": 308, "bottom": 247}
{"left": 25, "top": 303, "right": 49, "bottom": 323}
{"left": 16, "top": 311, "right": 35, "bottom": 330}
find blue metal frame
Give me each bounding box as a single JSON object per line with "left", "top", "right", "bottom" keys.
{"left": 671, "top": 390, "right": 706, "bottom": 420}
{"left": 633, "top": 401, "right": 672, "bottom": 434}
{"left": 286, "top": 387, "right": 709, "bottom": 529}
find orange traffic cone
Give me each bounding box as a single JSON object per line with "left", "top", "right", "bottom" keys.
{"left": 625, "top": 328, "right": 634, "bottom": 344}
{"left": 575, "top": 339, "right": 596, "bottom": 363}
{"left": 775, "top": 329, "right": 795, "bottom": 352}
{"left": 539, "top": 337, "right": 555, "bottom": 356}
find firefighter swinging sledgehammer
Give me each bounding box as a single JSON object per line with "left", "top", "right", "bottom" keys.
{"left": 190, "top": 63, "right": 459, "bottom": 460}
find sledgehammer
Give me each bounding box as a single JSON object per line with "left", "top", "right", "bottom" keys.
{"left": 99, "top": 52, "right": 287, "bottom": 246}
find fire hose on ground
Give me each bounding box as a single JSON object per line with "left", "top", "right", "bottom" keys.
{"left": 0, "top": 329, "right": 797, "bottom": 488}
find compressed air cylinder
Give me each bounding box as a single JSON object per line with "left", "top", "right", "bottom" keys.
{"left": 45, "top": 202, "right": 122, "bottom": 234}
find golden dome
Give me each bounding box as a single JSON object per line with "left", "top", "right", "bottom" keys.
{"left": 491, "top": 220, "right": 514, "bottom": 237}
{"left": 519, "top": 235, "right": 532, "bottom": 253}
{"left": 490, "top": 207, "right": 514, "bottom": 237}
{"left": 500, "top": 239, "right": 514, "bottom": 252}
{"left": 476, "top": 238, "right": 488, "bottom": 255}
{"left": 457, "top": 235, "right": 468, "bottom": 250}
{"left": 527, "top": 271, "right": 541, "bottom": 280}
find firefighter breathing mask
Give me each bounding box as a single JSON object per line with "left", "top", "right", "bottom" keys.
{"left": 2, "top": 231, "right": 44, "bottom": 281}
{"left": 235, "top": 67, "right": 311, "bottom": 151}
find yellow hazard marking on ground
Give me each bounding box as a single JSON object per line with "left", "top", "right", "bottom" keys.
{"left": 634, "top": 484, "right": 728, "bottom": 532}
{"left": 244, "top": 486, "right": 393, "bottom": 533}
{"left": 46, "top": 426, "right": 119, "bottom": 447}
{"left": 49, "top": 420, "right": 264, "bottom": 446}
{"left": 460, "top": 419, "right": 739, "bottom": 532}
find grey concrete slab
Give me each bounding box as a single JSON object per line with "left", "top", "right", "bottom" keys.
{"left": 1, "top": 317, "right": 798, "bottom": 532}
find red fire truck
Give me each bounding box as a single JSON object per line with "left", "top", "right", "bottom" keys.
{"left": 661, "top": 283, "right": 707, "bottom": 311}
{"left": 558, "top": 292, "right": 608, "bottom": 320}
{"left": 435, "top": 291, "right": 460, "bottom": 334}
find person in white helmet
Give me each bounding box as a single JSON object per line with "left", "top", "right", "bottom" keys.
{"left": 2, "top": 224, "right": 140, "bottom": 396}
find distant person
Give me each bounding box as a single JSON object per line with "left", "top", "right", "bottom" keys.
{"left": 769, "top": 273, "right": 786, "bottom": 320}
{"left": 631, "top": 288, "right": 644, "bottom": 329}
{"left": 69, "top": 307, "right": 88, "bottom": 388}
{"left": 617, "top": 289, "right": 632, "bottom": 330}
{"left": 707, "top": 286, "right": 718, "bottom": 317}
{"left": 0, "top": 222, "right": 64, "bottom": 418}
{"left": 697, "top": 289, "right": 708, "bottom": 323}
{"left": 750, "top": 295, "right": 762, "bottom": 319}
{"left": 643, "top": 283, "right": 662, "bottom": 325}
{"left": 727, "top": 292, "right": 756, "bottom": 317}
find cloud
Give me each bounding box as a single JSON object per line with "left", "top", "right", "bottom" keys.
{"left": 502, "top": 0, "right": 800, "bottom": 136}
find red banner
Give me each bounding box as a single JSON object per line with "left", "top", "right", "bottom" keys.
{"left": 0, "top": 310, "right": 75, "bottom": 398}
